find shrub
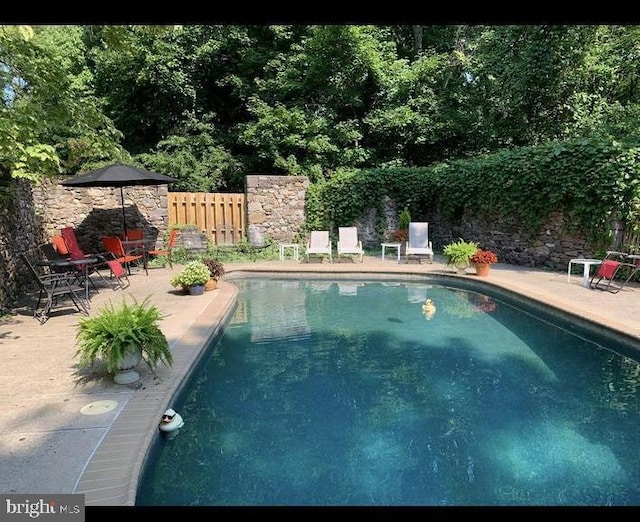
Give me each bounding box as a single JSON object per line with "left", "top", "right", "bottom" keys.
{"left": 470, "top": 249, "right": 498, "bottom": 265}
{"left": 170, "top": 260, "right": 211, "bottom": 287}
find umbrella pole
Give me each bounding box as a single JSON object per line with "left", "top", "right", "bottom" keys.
{"left": 120, "top": 186, "right": 128, "bottom": 238}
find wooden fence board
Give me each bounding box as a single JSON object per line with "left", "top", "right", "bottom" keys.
{"left": 168, "top": 192, "right": 245, "bottom": 245}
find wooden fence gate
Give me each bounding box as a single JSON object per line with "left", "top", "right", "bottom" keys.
{"left": 168, "top": 192, "right": 245, "bottom": 246}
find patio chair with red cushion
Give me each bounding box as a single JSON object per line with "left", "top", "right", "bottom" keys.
{"left": 102, "top": 236, "right": 144, "bottom": 275}
{"left": 124, "top": 228, "right": 144, "bottom": 241}
{"left": 589, "top": 251, "right": 639, "bottom": 293}
{"left": 148, "top": 228, "right": 179, "bottom": 269}
{"left": 60, "top": 227, "right": 123, "bottom": 291}
{"left": 51, "top": 235, "right": 70, "bottom": 257}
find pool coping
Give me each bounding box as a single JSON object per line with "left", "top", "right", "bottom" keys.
{"left": 74, "top": 266, "right": 640, "bottom": 506}
{"left": 74, "top": 281, "right": 239, "bottom": 506}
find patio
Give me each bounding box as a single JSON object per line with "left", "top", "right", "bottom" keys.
{"left": 1, "top": 255, "right": 640, "bottom": 504}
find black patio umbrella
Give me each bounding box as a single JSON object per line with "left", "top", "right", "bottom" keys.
{"left": 60, "top": 162, "right": 177, "bottom": 236}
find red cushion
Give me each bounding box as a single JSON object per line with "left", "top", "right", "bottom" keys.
{"left": 598, "top": 260, "right": 620, "bottom": 279}
{"left": 107, "top": 260, "right": 126, "bottom": 278}
{"left": 51, "top": 235, "right": 69, "bottom": 256}
{"left": 61, "top": 228, "right": 85, "bottom": 260}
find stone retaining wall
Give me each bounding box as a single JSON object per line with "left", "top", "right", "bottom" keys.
{"left": 360, "top": 201, "right": 602, "bottom": 270}
{"left": 0, "top": 173, "right": 610, "bottom": 314}
{"left": 0, "top": 180, "right": 48, "bottom": 315}
{"left": 32, "top": 178, "right": 171, "bottom": 253}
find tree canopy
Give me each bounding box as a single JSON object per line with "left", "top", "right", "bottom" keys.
{"left": 3, "top": 24, "right": 640, "bottom": 192}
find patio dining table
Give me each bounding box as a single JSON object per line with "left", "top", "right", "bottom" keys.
{"left": 37, "top": 256, "right": 99, "bottom": 302}
{"left": 121, "top": 238, "right": 156, "bottom": 275}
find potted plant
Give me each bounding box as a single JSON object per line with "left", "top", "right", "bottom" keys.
{"left": 442, "top": 238, "right": 479, "bottom": 274}
{"left": 470, "top": 249, "right": 498, "bottom": 277}
{"left": 74, "top": 296, "right": 172, "bottom": 384}
{"left": 201, "top": 258, "right": 225, "bottom": 291}
{"left": 170, "top": 260, "right": 211, "bottom": 295}
{"left": 389, "top": 207, "right": 411, "bottom": 244}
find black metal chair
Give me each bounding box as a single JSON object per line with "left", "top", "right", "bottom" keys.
{"left": 20, "top": 253, "right": 90, "bottom": 324}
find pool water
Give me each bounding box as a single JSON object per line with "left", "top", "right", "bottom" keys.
{"left": 136, "top": 278, "right": 640, "bottom": 506}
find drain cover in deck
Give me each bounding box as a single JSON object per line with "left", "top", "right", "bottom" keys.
{"left": 80, "top": 400, "right": 118, "bottom": 415}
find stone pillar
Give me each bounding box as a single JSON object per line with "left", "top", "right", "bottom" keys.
{"left": 245, "top": 175, "right": 309, "bottom": 246}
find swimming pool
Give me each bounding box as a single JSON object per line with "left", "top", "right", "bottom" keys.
{"left": 136, "top": 276, "right": 640, "bottom": 506}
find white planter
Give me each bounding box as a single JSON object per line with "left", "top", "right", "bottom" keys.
{"left": 113, "top": 348, "right": 142, "bottom": 385}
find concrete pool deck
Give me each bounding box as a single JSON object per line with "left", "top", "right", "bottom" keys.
{"left": 1, "top": 254, "right": 640, "bottom": 505}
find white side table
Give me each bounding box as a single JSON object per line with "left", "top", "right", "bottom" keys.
{"left": 568, "top": 258, "right": 602, "bottom": 287}
{"left": 279, "top": 243, "right": 299, "bottom": 262}
{"left": 381, "top": 242, "right": 402, "bottom": 262}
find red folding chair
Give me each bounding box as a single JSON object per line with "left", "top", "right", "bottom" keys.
{"left": 102, "top": 236, "right": 144, "bottom": 275}
{"left": 589, "top": 251, "right": 639, "bottom": 293}
{"left": 124, "top": 228, "right": 144, "bottom": 241}
{"left": 148, "top": 228, "right": 179, "bottom": 269}
{"left": 60, "top": 227, "right": 122, "bottom": 291}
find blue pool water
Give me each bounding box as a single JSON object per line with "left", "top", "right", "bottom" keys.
{"left": 136, "top": 277, "right": 640, "bottom": 506}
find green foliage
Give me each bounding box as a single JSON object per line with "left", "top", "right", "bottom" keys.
{"left": 201, "top": 258, "right": 225, "bottom": 279}
{"left": 202, "top": 237, "right": 280, "bottom": 263}
{"left": 398, "top": 207, "right": 411, "bottom": 229}
{"left": 305, "top": 136, "right": 640, "bottom": 248}
{"left": 74, "top": 296, "right": 172, "bottom": 375}
{"left": 0, "top": 25, "right": 125, "bottom": 185}
{"left": 135, "top": 115, "right": 245, "bottom": 192}
{"left": 8, "top": 24, "right": 640, "bottom": 200}
{"left": 442, "top": 239, "right": 479, "bottom": 265}
{"left": 170, "top": 260, "right": 211, "bottom": 287}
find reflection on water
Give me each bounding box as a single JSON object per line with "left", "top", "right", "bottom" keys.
{"left": 137, "top": 279, "right": 640, "bottom": 506}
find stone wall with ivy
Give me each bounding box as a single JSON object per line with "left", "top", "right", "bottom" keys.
{"left": 309, "top": 137, "right": 640, "bottom": 270}
{"left": 0, "top": 180, "right": 49, "bottom": 315}
{"left": 357, "top": 201, "right": 597, "bottom": 269}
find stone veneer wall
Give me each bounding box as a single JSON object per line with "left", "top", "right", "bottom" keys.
{"left": 0, "top": 180, "right": 49, "bottom": 315}
{"left": 245, "top": 174, "right": 309, "bottom": 246}
{"left": 31, "top": 178, "right": 171, "bottom": 253}
{"left": 361, "top": 199, "right": 602, "bottom": 270}
{"left": 0, "top": 172, "right": 612, "bottom": 313}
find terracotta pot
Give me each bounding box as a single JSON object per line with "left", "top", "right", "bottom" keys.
{"left": 475, "top": 262, "right": 491, "bottom": 277}
{"left": 205, "top": 278, "right": 217, "bottom": 291}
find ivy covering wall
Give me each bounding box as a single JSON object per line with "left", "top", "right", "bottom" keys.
{"left": 307, "top": 137, "right": 640, "bottom": 252}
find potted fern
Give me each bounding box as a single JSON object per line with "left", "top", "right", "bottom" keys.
{"left": 442, "top": 238, "right": 479, "bottom": 274}
{"left": 74, "top": 296, "right": 172, "bottom": 384}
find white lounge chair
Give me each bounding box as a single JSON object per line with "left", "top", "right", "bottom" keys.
{"left": 336, "top": 226, "right": 364, "bottom": 263}
{"left": 405, "top": 222, "right": 434, "bottom": 264}
{"left": 306, "top": 230, "right": 332, "bottom": 263}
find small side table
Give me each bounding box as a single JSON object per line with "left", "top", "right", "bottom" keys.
{"left": 381, "top": 242, "right": 402, "bottom": 263}
{"left": 568, "top": 258, "right": 602, "bottom": 287}
{"left": 279, "top": 243, "right": 300, "bottom": 262}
